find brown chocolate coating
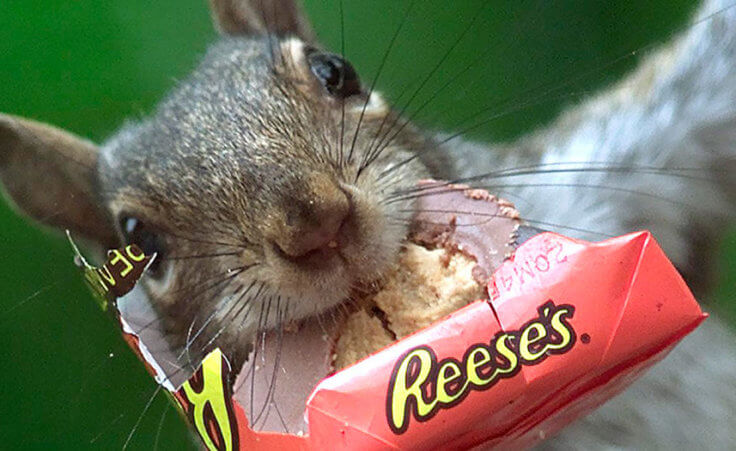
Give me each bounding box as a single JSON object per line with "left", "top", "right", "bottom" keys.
{"left": 233, "top": 313, "right": 342, "bottom": 434}
{"left": 410, "top": 180, "right": 521, "bottom": 285}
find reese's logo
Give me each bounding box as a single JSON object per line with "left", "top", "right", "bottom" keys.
{"left": 176, "top": 349, "right": 240, "bottom": 451}
{"left": 386, "top": 301, "right": 576, "bottom": 434}
{"left": 67, "top": 230, "right": 154, "bottom": 309}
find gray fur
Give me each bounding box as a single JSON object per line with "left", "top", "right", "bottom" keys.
{"left": 451, "top": 0, "right": 736, "bottom": 274}
{"left": 97, "top": 35, "right": 452, "bottom": 368}
{"left": 542, "top": 316, "right": 736, "bottom": 449}
{"left": 450, "top": 0, "right": 736, "bottom": 447}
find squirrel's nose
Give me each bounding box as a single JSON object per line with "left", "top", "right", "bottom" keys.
{"left": 267, "top": 176, "right": 351, "bottom": 259}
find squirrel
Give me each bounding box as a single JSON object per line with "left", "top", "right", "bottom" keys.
{"left": 0, "top": 0, "right": 734, "bottom": 448}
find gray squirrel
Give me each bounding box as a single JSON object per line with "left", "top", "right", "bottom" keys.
{"left": 0, "top": 0, "right": 734, "bottom": 448}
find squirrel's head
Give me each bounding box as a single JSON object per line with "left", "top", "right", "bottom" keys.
{"left": 0, "top": 0, "right": 454, "bottom": 360}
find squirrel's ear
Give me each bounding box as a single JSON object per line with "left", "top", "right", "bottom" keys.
{"left": 208, "top": 0, "right": 315, "bottom": 41}
{"left": 0, "top": 114, "right": 118, "bottom": 248}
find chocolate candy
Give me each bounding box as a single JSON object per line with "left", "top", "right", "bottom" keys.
{"left": 233, "top": 181, "right": 523, "bottom": 434}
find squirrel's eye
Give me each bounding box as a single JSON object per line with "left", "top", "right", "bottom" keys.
{"left": 306, "top": 49, "right": 361, "bottom": 98}
{"left": 120, "top": 216, "right": 166, "bottom": 279}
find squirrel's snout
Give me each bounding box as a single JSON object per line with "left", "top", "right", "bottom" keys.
{"left": 266, "top": 175, "right": 352, "bottom": 261}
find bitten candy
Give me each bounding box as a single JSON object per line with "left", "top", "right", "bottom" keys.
{"left": 234, "top": 180, "right": 523, "bottom": 434}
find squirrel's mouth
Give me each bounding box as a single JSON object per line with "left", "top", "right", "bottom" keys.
{"left": 258, "top": 184, "right": 406, "bottom": 324}
{"left": 268, "top": 203, "right": 354, "bottom": 272}
{"left": 270, "top": 239, "right": 346, "bottom": 271}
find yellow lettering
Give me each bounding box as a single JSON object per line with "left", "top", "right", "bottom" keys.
{"left": 519, "top": 322, "right": 548, "bottom": 361}
{"left": 436, "top": 361, "right": 465, "bottom": 404}
{"left": 386, "top": 302, "right": 576, "bottom": 434}
{"left": 548, "top": 307, "right": 574, "bottom": 350}
{"left": 466, "top": 347, "right": 492, "bottom": 385}
{"left": 494, "top": 333, "right": 518, "bottom": 374}
{"left": 108, "top": 249, "right": 134, "bottom": 277}
{"left": 389, "top": 348, "right": 436, "bottom": 432}
{"left": 180, "top": 349, "right": 236, "bottom": 451}
{"left": 125, "top": 244, "right": 146, "bottom": 262}
{"left": 96, "top": 265, "right": 115, "bottom": 286}
{"left": 83, "top": 271, "right": 110, "bottom": 309}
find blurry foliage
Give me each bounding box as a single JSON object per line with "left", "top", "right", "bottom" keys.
{"left": 0, "top": 0, "right": 731, "bottom": 448}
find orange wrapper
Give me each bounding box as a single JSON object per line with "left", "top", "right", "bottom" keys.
{"left": 164, "top": 231, "right": 705, "bottom": 450}
{"left": 73, "top": 230, "right": 704, "bottom": 449}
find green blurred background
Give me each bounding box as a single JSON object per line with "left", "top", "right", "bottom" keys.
{"left": 0, "top": 0, "right": 733, "bottom": 448}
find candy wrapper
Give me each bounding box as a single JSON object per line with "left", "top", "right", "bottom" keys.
{"left": 71, "top": 229, "right": 705, "bottom": 450}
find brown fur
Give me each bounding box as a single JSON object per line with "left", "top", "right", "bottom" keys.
{"left": 0, "top": 3, "right": 456, "bottom": 371}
